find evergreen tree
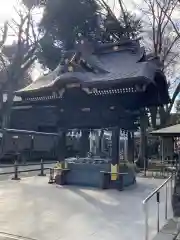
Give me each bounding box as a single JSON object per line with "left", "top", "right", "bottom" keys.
{"left": 37, "top": 0, "right": 142, "bottom": 69}
{"left": 38, "top": 0, "right": 100, "bottom": 69}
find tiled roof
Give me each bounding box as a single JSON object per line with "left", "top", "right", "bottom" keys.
{"left": 15, "top": 39, "right": 163, "bottom": 95}
{"left": 151, "top": 124, "right": 180, "bottom": 136}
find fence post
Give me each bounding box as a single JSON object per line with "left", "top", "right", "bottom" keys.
{"left": 38, "top": 159, "right": 46, "bottom": 176}
{"left": 48, "top": 168, "right": 54, "bottom": 184}
{"left": 144, "top": 203, "right": 149, "bottom": 240}
{"left": 156, "top": 191, "right": 160, "bottom": 233}
{"left": 12, "top": 161, "right": 20, "bottom": 180}
{"left": 165, "top": 184, "right": 168, "bottom": 220}
{"left": 170, "top": 174, "right": 173, "bottom": 197}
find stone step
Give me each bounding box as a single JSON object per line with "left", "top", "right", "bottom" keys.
{"left": 153, "top": 218, "right": 180, "bottom": 240}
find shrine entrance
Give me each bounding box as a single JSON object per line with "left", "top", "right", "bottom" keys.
{"left": 10, "top": 38, "right": 169, "bottom": 189}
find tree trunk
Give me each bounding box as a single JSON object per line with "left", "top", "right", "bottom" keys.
{"left": 2, "top": 73, "right": 18, "bottom": 129}
{"left": 2, "top": 92, "right": 14, "bottom": 129}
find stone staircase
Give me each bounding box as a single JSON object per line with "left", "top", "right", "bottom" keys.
{"left": 153, "top": 218, "right": 180, "bottom": 240}
{"left": 154, "top": 169, "right": 180, "bottom": 240}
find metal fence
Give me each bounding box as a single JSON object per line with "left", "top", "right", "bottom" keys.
{"left": 139, "top": 159, "right": 178, "bottom": 179}
{"left": 142, "top": 175, "right": 174, "bottom": 240}
{"left": 0, "top": 160, "right": 56, "bottom": 180}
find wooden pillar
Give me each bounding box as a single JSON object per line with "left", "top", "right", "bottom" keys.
{"left": 137, "top": 113, "right": 148, "bottom": 168}
{"left": 128, "top": 132, "right": 135, "bottom": 163}
{"left": 132, "top": 132, "right": 135, "bottom": 163}
{"left": 57, "top": 130, "right": 66, "bottom": 162}
{"left": 98, "top": 129, "right": 104, "bottom": 156}
{"left": 79, "top": 129, "right": 90, "bottom": 157}
{"left": 111, "top": 127, "right": 120, "bottom": 181}
{"left": 29, "top": 135, "right": 34, "bottom": 162}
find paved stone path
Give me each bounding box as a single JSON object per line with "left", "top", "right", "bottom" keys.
{"left": 0, "top": 176, "right": 172, "bottom": 240}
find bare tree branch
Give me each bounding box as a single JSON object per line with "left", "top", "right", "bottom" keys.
{"left": 168, "top": 82, "right": 180, "bottom": 113}
{"left": 118, "top": 0, "right": 130, "bottom": 37}
{"left": 0, "top": 22, "right": 8, "bottom": 49}
{"left": 0, "top": 2, "right": 41, "bottom": 129}
{"left": 161, "top": 0, "right": 178, "bottom": 35}
{"left": 21, "top": 55, "right": 37, "bottom": 72}
{"left": 163, "top": 52, "right": 179, "bottom": 70}
{"left": 162, "top": 36, "right": 179, "bottom": 63}
{"left": 139, "top": 0, "right": 180, "bottom": 127}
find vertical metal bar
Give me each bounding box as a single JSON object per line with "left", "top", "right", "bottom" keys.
{"left": 144, "top": 203, "right": 149, "bottom": 240}
{"left": 12, "top": 160, "right": 20, "bottom": 180}
{"left": 157, "top": 192, "right": 160, "bottom": 233}
{"left": 124, "top": 132, "right": 127, "bottom": 161}
{"left": 119, "top": 129, "right": 121, "bottom": 164}
{"left": 162, "top": 138, "right": 164, "bottom": 164}
{"left": 1, "top": 130, "right": 5, "bottom": 159}
{"left": 165, "top": 184, "right": 168, "bottom": 220}
{"left": 143, "top": 177, "right": 173, "bottom": 240}
{"left": 157, "top": 203, "right": 160, "bottom": 232}
{"left": 170, "top": 175, "right": 173, "bottom": 196}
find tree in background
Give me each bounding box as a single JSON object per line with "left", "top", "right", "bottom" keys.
{"left": 139, "top": 0, "right": 180, "bottom": 128}
{"left": 99, "top": 0, "right": 142, "bottom": 40}
{"left": 0, "top": 0, "right": 40, "bottom": 128}
{"left": 134, "top": 0, "right": 180, "bottom": 167}
{"left": 37, "top": 0, "right": 142, "bottom": 70}
{"left": 37, "top": 0, "right": 100, "bottom": 69}
{"left": 174, "top": 100, "right": 180, "bottom": 124}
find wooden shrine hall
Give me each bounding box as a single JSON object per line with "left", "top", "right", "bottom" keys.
{"left": 9, "top": 38, "right": 169, "bottom": 189}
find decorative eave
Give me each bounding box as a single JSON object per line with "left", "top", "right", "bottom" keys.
{"left": 20, "top": 86, "right": 140, "bottom": 103}
{"left": 15, "top": 38, "right": 169, "bottom": 106}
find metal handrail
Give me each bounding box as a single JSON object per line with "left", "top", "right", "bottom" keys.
{"left": 0, "top": 161, "right": 56, "bottom": 168}
{"left": 143, "top": 176, "right": 172, "bottom": 205}
{"left": 142, "top": 175, "right": 173, "bottom": 240}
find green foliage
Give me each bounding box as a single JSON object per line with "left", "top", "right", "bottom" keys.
{"left": 40, "top": 0, "right": 100, "bottom": 47}
{"left": 37, "top": 0, "right": 142, "bottom": 69}
{"left": 38, "top": 0, "right": 101, "bottom": 69}
{"left": 38, "top": 35, "right": 63, "bottom": 70}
